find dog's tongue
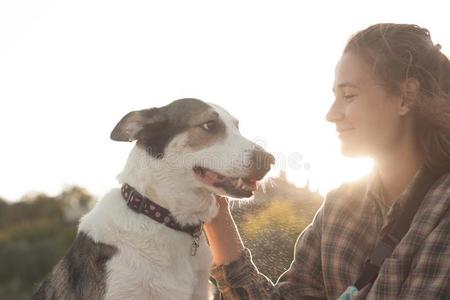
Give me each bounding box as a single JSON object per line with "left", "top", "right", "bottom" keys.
{"left": 246, "top": 178, "right": 258, "bottom": 190}
{"left": 199, "top": 168, "right": 258, "bottom": 192}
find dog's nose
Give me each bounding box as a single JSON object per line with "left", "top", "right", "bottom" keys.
{"left": 249, "top": 148, "right": 275, "bottom": 179}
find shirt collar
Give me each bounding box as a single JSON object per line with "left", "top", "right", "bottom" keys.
{"left": 366, "top": 168, "right": 387, "bottom": 208}
{"left": 365, "top": 166, "right": 426, "bottom": 217}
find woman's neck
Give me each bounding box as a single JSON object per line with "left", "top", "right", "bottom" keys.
{"left": 375, "top": 143, "right": 424, "bottom": 206}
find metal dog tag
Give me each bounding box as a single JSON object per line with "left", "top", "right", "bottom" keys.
{"left": 191, "top": 235, "right": 200, "bottom": 256}
{"left": 191, "top": 224, "right": 203, "bottom": 256}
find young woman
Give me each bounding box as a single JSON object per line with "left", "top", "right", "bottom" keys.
{"left": 205, "top": 23, "right": 450, "bottom": 299}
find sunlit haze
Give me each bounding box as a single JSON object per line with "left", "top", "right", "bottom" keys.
{"left": 1, "top": 0, "right": 448, "bottom": 201}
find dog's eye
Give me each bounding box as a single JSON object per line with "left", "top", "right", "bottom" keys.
{"left": 201, "top": 121, "right": 218, "bottom": 132}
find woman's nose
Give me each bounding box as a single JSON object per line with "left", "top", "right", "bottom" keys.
{"left": 326, "top": 101, "right": 344, "bottom": 123}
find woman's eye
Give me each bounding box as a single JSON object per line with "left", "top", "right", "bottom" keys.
{"left": 201, "top": 121, "right": 217, "bottom": 132}
{"left": 344, "top": 95, "right": 356, "bottom": 102}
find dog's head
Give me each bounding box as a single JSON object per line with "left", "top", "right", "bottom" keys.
{"left": 111, "top": 98, "right": 274, "bottom": 199}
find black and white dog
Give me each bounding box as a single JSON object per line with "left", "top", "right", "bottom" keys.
{"left": 33, "top": 98, "right": 274, "bottom": 300}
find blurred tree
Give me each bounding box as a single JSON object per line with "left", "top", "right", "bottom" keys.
{"left": 0, "top": 187, "right": 94, "bottom": 300}
{"left": 0, "top": 198, "right": 9, "bottom": 229}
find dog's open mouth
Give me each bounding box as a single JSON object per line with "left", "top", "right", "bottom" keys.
{"left": 193, "top": 166, "right": 258, "bottom": 198}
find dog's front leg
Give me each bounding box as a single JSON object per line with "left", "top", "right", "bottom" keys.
{"left": 192, "top": 269, "right": 214, "bottom": 300}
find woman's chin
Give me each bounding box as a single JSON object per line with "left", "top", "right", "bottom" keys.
{"left": 340, "top": 144, "right": 367, "bottom": 157}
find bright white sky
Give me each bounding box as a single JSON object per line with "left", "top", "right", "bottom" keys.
{"left": 0, "top": 0, "right": 448, "bottom": 202}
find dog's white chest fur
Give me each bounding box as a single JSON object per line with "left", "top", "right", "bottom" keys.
{"left": 79, "top": 189, "right": 213, "bottom": 300}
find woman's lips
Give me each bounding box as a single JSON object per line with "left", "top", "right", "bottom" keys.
{"left": 337, "top": 127, "right": 355, "bottom": 132}
{"left": 337, "top": 128, "right": 355, "bottom": 138}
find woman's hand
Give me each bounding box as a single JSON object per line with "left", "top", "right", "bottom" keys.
{"left": 213, "top": 195, "right": 230, "bottom": 216}
{"left": 204, "top": 195, "right": 245, "bottom": 265}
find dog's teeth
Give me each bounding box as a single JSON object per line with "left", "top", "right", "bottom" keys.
{"left": 231, "top": 178, "right": 241, "bottom": 189}
{"left": 237, "top": 178, "right": 243, "bottom": 188}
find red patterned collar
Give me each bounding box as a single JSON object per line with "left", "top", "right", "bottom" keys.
{"left": 121, "top": 183, "right": 204, "bottom": 255}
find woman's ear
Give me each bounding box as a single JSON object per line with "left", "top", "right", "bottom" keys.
{"left": 110, "top": 108, "right": 168, "bottom": 142}
{"left": 399, "top": 78, "right": 420, "bottom": 116}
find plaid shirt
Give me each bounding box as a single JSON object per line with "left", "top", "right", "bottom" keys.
{"left": 210, "top": 169, "right": 450, "bottom": 299}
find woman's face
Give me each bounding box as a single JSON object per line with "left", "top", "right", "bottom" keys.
{"left": 327, "top": 52, "right": 409, "bottom": 158}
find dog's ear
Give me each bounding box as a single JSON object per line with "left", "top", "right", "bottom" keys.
{"left": 110, "top": 108, "right": 168, "bottom": 142}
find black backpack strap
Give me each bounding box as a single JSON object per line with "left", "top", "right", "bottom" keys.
{"left": 354, "top": 167, "right": 444, "bottom": 290}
